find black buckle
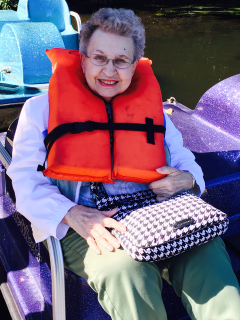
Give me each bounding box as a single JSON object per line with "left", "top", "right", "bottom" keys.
{"left": 72, "top": 121, "right": 94, "bottom": 134}
{"left": 145, "top": 117, "right": 155, "bottom": 145}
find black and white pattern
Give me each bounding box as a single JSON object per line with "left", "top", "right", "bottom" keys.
{"left": 91, "top": 185, "right": 229, "bottom": 262}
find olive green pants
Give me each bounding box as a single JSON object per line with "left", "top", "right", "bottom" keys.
{"left": 61, "top": 231, "right": 240, "bottom": 320}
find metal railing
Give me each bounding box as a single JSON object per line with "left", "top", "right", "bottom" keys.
{"left": 0, "top": 140, "right": 66, "bottom": 320}
{"left": 70, "top": 11, "right": 82, "bottom": 33}
{"left": 47, "top": 237, "right": 66, "bottom": 320}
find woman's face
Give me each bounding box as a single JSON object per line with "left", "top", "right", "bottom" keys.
{"left": 81, "top": 29, "right": 138, "bottom": 101}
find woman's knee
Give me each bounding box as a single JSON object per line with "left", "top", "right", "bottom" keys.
{"left": 168, "top": 237, "right": 239, "bottom": 298}
{"left": 99, "top": 248, "right": 150, "bottom": 278}
{"left": 168, "top": 237, "right": 229, "bottom": 272}
{"left": 93, "top": 248, "right": 162, "bottom": 291}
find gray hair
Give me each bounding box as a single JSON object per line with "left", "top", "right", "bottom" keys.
{"left": 79, "top": 8, "right": 145, "bottom": 62}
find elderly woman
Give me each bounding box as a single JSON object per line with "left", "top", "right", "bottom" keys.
{"left": 8, "top": 8, "right": 240, "bottom": 320}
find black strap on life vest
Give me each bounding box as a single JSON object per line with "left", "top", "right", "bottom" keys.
{"left": 37, "top": 117, "right": 166, "bottom": 172}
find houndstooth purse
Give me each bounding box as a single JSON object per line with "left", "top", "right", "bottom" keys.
{"left": 91, "top": 183, "right": 229, "bottom": 262}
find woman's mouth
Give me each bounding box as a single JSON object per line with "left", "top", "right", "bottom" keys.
{"left": 98, "top": 79, "right": 119, "bottom": 86}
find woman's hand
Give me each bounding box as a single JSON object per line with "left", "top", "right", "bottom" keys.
{"left": 62, "top": 205, "right": 126, "bottom": 254}
{"left": 149, "top": 166, "right": 195, "bottom": 202}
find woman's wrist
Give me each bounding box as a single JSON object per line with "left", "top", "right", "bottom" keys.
{"left": 62, "top": 204, "right": 78, "bottom": 224}
{"left": 182, "top": 170, "right": 200, "bottom": 195}
{"left": 182, "top": 170, "right": 196, "bottom": 189}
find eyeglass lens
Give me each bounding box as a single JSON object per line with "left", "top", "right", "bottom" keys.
{"left": 90, "top": 54, "right": 132, "bottom": 69}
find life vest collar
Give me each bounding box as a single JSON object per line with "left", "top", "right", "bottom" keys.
{"left": 42, "top": 48, "right": 167, "bottom": 184}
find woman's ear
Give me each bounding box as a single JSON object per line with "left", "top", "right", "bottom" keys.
{"left": 81, "top": 54, "right": 86, "bottom": 74}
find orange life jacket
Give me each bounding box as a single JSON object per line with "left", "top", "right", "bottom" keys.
{"left": 43, "top": 48, "right": 166, "bottom": 184}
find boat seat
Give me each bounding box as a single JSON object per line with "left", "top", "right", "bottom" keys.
{"left": 0, "top": 115, "right": 240, "bottom": 320}
{"left": 0, "top": 117, "right": 112, "bottom": 320}
{"left": 0, "top": 193, "right": 110, "bottom": 320}
{"left": 0, "top": 0, "right": 79, "bottom": 49}
{"left": 0, "top": 0, "right": 80, "bottom": 89}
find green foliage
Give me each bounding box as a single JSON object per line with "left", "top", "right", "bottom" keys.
{"left": 155, "top": 5, "right": 240, "bottom": 17}
{"left": 0, "top": 0, "right": 18, "bottom": 10}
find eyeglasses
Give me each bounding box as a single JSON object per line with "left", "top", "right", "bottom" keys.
{"left": 85, "top": 54, "right": 133, "bottom": 69}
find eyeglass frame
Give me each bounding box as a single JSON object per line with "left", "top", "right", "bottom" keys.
{"left": 85, "top": 53, "right": 135, "bottom": 69}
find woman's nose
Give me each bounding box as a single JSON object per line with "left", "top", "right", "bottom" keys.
{"left": 103, "top": 60, "right": 117, "bottom": 76}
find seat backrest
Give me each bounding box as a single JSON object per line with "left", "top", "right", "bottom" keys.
{"left": 16, "top": 0, "right": 30, "bottom": 20}
{"left": 27, "top": 0, "right": 71, "bottom": 32}
{"left": 16, "top": 0, "right": 72, "bottom": 32}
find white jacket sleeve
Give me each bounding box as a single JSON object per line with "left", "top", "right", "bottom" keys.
{"left": 7, "top": 94, "right": 76, "bottom": 242}
{"left": 164, "top": 110, "right": 205, "bottom": 195}
{"left": 7, "top": 95, "right": 205, "bottom": 243}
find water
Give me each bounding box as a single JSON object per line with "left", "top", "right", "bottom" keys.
{"left": 1, "top": 12, "right": 240, "bottom": 132}
{"left": 80, "top": 13, "right": 240, "bottom": 109}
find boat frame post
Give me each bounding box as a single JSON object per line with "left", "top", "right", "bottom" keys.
{"left": 46, "top": 236, "right": 66, "bottom": 320}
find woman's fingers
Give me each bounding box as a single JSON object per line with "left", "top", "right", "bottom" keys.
{"left": 89, "top": 216, "right": 124, "bottom": 252}
{"left": 103, "top": 216, "right": 126, "bottom": 232}
{"left": 149, "top": 166, "right": 193, "bottom": 200}
{"left": 101, "top": 207, "right": 118, "bottom": 217}
{"left": 87, "top": 237, "right": 101, "bottom": 255}
{"left": 64, "top": 204, "right": 125, "bottom": 254}
{"left": 149, "top": 167, "right": 179, "bottom": 189}
{"left": 91, "top": 227, "right": 120, "bottom": 251}
{"left": 91, "top": 229, "right": 114, "bottom": 252}
{"left": 101, "top": 208, "right": 127, "bottom": 232}
{"left": 156, "top": 166, "right": 177, "bottom": 175}
{"left": 95, "top": 221, "right": 122, "bottom": 248}
{"left": 149, "top": 179, "right": 176, "bottom": 196}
